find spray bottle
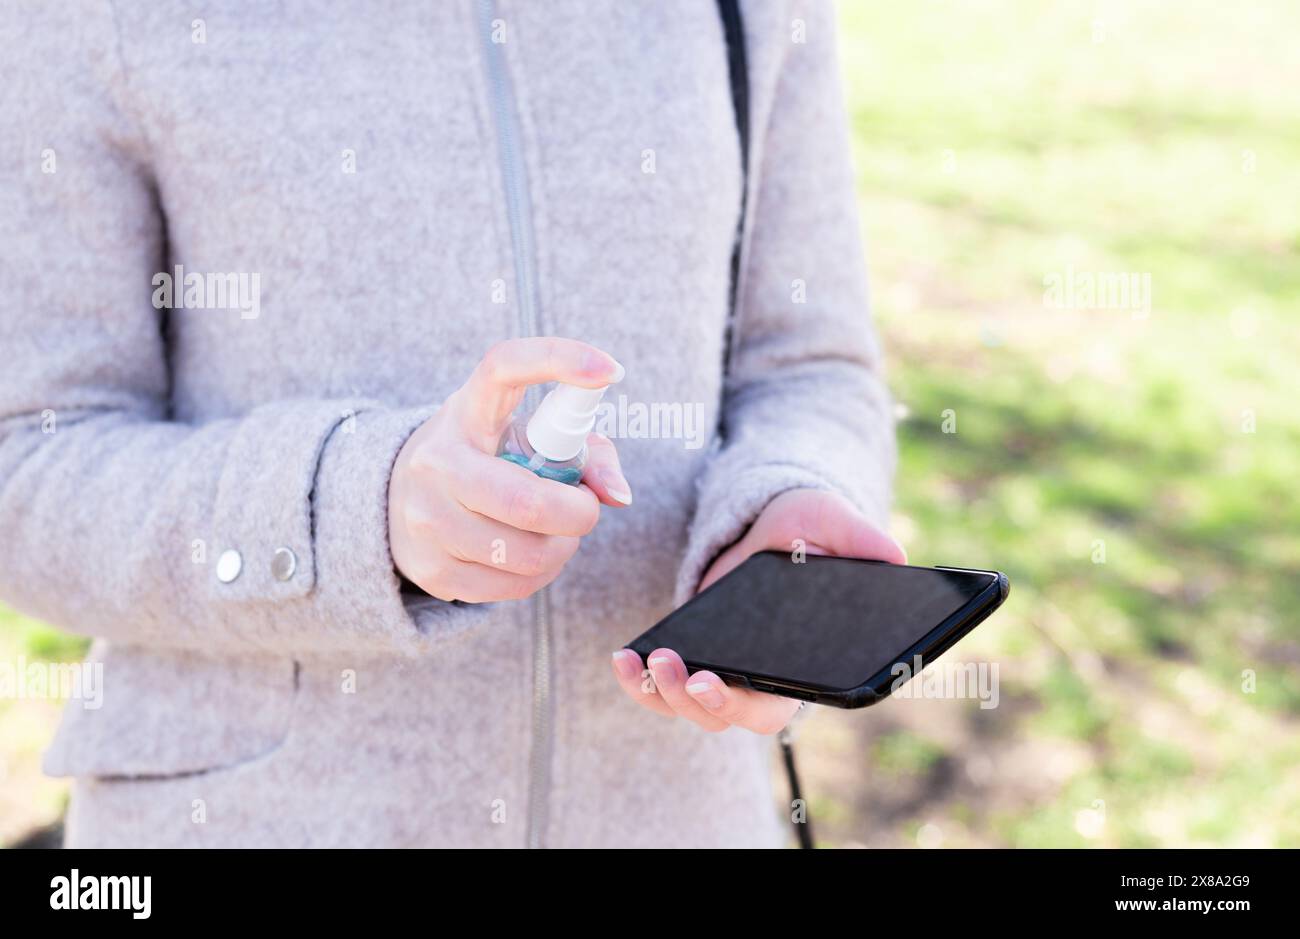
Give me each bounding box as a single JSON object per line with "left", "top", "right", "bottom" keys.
{"left": 497, "top": 382, "right": 611, "bottom": 485}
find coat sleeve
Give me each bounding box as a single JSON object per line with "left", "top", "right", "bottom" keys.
{"left": 0, "top": 1, "right": 482, "bottom": 656}
{"left": 676, "top": 0, "right": 897, "bottom": 603}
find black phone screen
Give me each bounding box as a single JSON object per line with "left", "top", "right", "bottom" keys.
{"left": 629, "top": 552, "right": 998, "bottom": 692}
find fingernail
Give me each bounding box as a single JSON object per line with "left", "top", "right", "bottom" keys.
{"left": 686, "top": 682, "right": 725, "bottom": 710}
{"left": 647, "top": 656, "right": 671, "bottom": 669}
{"left": 607, "top": 358, "right": 625, "bottom": 383}
{"left": 611, "top": 650, "right": 637, "bottom": 679}
{"left": 600, "top": 469, "right": 632, "bottom": 505}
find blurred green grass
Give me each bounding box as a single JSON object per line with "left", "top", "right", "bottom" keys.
{"left": 0, "top": 610, "right": 87, "bottom": 845}
{"left": 794, "top": 0, "right": 1299, "bottom": 848}
{"left": 2, "top": 0, "right": 1297, "bottom": 848}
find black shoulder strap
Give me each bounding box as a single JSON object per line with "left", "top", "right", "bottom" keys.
{"left": 715, "top": 0, "right": 750, "bottom": 418}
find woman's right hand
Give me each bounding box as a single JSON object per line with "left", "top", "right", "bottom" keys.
{"left": 389, "top": 337, "right": 630, "bottom": 603}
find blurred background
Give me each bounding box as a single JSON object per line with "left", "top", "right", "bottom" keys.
{"left": 3, "top": 0, "right": 1297, "bottom": 847}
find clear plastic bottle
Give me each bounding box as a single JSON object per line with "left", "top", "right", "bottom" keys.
{"left": 497, "top": 382, "right": 611, "bottom": 486}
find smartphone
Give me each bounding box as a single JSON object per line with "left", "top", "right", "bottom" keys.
{"left": 625, "top": 551, "right": 1009, "bottom": 708}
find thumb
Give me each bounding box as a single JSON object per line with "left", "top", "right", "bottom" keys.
{"left": 701, "top": 490, "right": 906, "bottom": 593}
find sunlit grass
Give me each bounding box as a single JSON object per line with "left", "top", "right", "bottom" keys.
{"left": 800, "top": 0, "right": 1300, "bottom": 847}
{"left": 0, "top": 607, "right": 85, "bottom": 845}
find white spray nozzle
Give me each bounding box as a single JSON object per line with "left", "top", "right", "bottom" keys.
{"left": 525, "top": 382, "right": 610, "bottom": 462}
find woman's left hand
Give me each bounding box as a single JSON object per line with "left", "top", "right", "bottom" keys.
{"left": 611, "top": 488, "right": 906, "bottom": 734}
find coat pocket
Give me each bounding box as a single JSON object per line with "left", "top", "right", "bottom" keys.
{"left": 42, "top": 640, "right": 297, "bottom": 779}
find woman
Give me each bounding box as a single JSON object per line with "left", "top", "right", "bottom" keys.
{"left": 0, "top": 0, "right": 902, "bottom": 847}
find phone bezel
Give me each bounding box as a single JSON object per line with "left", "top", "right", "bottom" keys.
{"left": 625, "top": 552, "right": 1010, "bottom": 709}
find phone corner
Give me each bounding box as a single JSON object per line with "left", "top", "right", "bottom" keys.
{"left": 996, "top": 571, "right": 1011, "bottom": 602}
{"left": 824, "top": 685, "right": 885, "bottom": 710}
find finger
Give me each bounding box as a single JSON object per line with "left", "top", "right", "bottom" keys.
{"left": 456, "top": 338, "right": 624, "bottom": 450}
{"left": 443, "top": 511, "right": 579, "bottom": 578}
{"left": 683, "top": 671, "right": 802, "bottom": 735}
{"left": 645, "top": 649, "right": 729, "bottom": 732}
{"left": 611, "top": 650, "right": 675, "bottom": 718}
{"left": 700, "top": 492, "right": 907, "bottom": 593}
{"left": 447, "top": 449, "right": 601, "bottom": 536}
{"left": 410, "top": 553, "right": 555, "bottom": 604}
{"left": 799, "top": 491, "right": 907, "bottom": 563}
{"left": 580, "top": 433, "right": 632, "bottom": 507}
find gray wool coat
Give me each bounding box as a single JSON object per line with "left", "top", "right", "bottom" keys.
{"left": 0, "top": 0, "right": 895, "bottom": 847}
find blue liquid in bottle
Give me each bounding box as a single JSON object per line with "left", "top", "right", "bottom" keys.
{"left": 496, "top": 382, "right": 609, "bottom": 486}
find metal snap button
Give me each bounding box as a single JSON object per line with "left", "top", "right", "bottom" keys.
{"left": 216, "top": 549, "right": 243, "bottom": 583}
{"left": 271, "top": 547, "right": 297, "bottom": 582}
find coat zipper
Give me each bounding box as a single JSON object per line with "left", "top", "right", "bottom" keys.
{"left": 476, "top": 0, "right": 554, "bottom": 850}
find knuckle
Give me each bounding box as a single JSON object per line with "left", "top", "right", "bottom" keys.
{"left": 427, "top": 554, "right": 456, "bottom": 584}
{"left": 481, "top": 340, "right": 512, "bottom": 381}
{"left": 504, "top": 576, "right": 540, "bottom": 601}
{"left": 517, "top": 539, "right": 549, "bottom": 577}
{"left": 481, "top": 340, "right": 505, "bottom": 367}
{"left": 569, "top": 496, "right": 600, "bottom": 535}
{"left": 406, "top": 446, "right": 451, "bottom": 483}
{"left": 404, "top": 507, "right": 437, "bottom": 539}
{"left": 719, "top": 704, "right": 750, "bottom": 726}
{"left": 554, "top": 535, "right": 581, "bottom": 565}
{"left": 507, "top": 483, "right": 545, "bottom": 531}
{"left": 426, "top": 584, "right": 457, "bottom": 602}
{"left": 415, "top": 562, "right": 453, "bottom": 600}
{"left": 542, "top": 336, "right": 563, "bottom": 374}
{"left": 444, "top": 537, "right": 471, "bottom": 563}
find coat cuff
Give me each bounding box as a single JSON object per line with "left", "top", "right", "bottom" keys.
{"left": 200, "top": 399, "right": 489, "bottom": 655}
{"left": 308, "top": 403, "right": 490, "bottom": 654}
